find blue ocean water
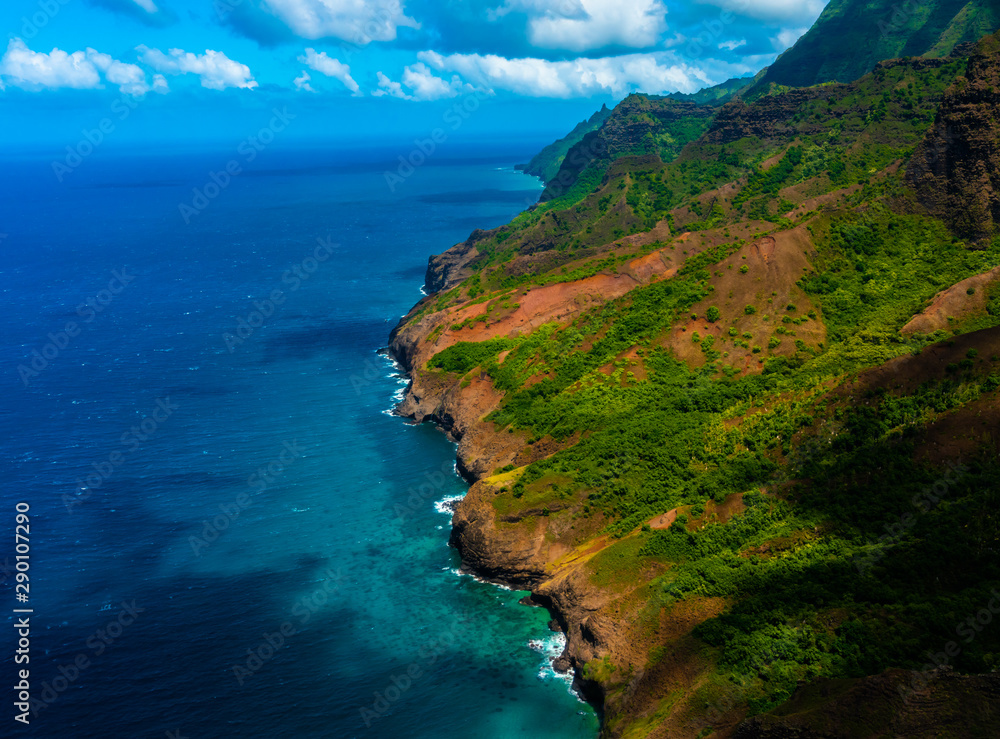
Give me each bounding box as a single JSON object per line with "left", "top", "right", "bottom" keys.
{"left": 0, "top": 142, "right": 599, "bottom": 738}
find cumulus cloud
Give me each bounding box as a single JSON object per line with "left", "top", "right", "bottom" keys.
{"left": 372, "top": 71, "right": 410, "bottom": 99}
{"left": 137, "top": 46, "right": 258, "bottom": 90}
{"left": 416, "top": 49, "right": 749, "bottom": 97}
{"left": 297, "top": 48, "right": 360, "bottom": 94}
{"left": 372, "top": 62, "right": 477, "bottom": 100}
{"left": 261, "top": 0, "right": 419, "bottom": 42}
{"left": 517, "top": 0, "right": 669, "bottom": 52}
{"left": 293, "top": 70, "right": 315, "bottom": 91}
{"left": 403, "top": 62, "right": 476, "bottom": 99}
{"left": 0, "top": 38, "right": 163, "bottom": 95}
{"left": 0, "top": 39, "right": 101, "bottom": 91}
{"left": 86, "top": 50, "right": 158, "bottom": 95}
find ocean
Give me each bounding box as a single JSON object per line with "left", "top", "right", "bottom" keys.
{"left": 0, "top": 141, "right": 600, "bottom": 738}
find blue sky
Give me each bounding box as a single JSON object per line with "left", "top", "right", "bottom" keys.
{"left": 0, "top": 0, "right": 829, "bottom": 147}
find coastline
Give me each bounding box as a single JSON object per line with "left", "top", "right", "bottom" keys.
{"left": 387, "top": 292, "right": 611, "bottom": 732}
{"left": 388, "top": 380, "right": 610, "bottom": 729}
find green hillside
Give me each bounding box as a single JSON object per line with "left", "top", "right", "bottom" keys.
{"left": 393, "top": 26, "right": 1000, "bottom": 738}
{"left": 749, "top": 0, "right": 1000, "bottom": 93}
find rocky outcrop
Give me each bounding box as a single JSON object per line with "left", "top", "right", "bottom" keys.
{"left": 448, "top": 476, "right": 624, "bottom": 710}
{"left": 449, "top": 480, "right": 548, "bottom": 587}
{"left": 424, "top": 229, "right": 494, "bottom": 294}
{"left": 906, "top": 32, "right": 1000, "bottom": 243}
{"left": 703, "top": 87, "right": 837, "bottom": 146}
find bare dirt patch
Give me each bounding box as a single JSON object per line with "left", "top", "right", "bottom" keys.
{"left": 902, "top": 266, "right": 1000, "bottom": 335}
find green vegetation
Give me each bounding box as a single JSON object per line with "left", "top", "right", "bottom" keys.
{"left": 799, "top": 210, "right": 1000, "bottom": 373}
{"left": 747, "top": 0, "right": 997, "bottom": 93}
{"left": 734, "top": 146, "right": 804, "bottom": 205}
{"left": 407, "top": 26, "right": 1000, "bottom": 738}
{"left": 429, "top": 338, "right": 519, "bottom": 374}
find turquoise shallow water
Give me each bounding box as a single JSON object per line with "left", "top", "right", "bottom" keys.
{"left": 0, "top": 143, "right": 600, "bottom": 738}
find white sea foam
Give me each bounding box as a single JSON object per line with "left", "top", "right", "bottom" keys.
{"left": 530, "top": 631, "right": 586, "bottom": 700}
{"left": 378, "top": 352, "right": 412, "bottom": 415}
{"left": 434, "top": 494, "right": 465, "bottom": 518}
{"left": 446, "top": 566, "right": 515, "bottom": 591}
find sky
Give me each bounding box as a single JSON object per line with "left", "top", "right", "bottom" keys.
{"left": 0, "top": 0, "right": 830, "bottom": 148}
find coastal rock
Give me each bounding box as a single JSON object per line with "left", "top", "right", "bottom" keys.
{"left": 449, "top": 479, "right": 548, "bottom": 588}
{"left": 425, "top": 229, "right": 493, "bottom": 294}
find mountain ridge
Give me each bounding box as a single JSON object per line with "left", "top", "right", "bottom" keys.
{"left": 746, "top": 0, "right": 999, "bottom": 96}
{"left": 517, "top": 104, "right": 614, "bottom": 184}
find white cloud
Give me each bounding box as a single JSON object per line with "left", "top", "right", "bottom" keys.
{"left": 0, "top": 39, "right": 100, "bottom": 90}
{"left": 130, "top": 0, "right": 159, "bottom": 12}
{"left": 371, "top": 62, "right": 477, "bottom": 101}
{"left": 402, "top": 62, "right": 475, "bottom": 100}
{"left": 86, "top": 50, "right": 153, "bottom": 95}
{"left": 0, "top": 38, "right": 160, "bottom": 95}
{"left": 372, "top": 71, "right": 411, "bottom": 99}
{"left": 417, "top": 49, "right": 745, "bottom": 97}
{"left": 261, "top": 0, "right": 419, "bottom": 42}
{"left": 297, "top": 48, "right": 360, "bottom": 94}
{"left": 494, "top": 0, "right": 667, "bottom": 52}
{"left": 137, "top": 46, "right": 257, "bottom": 90}
{"left": 719, "top": 39, "right": 746, "bottom": 51}
{"left": 293, "top": 70, "right": 314, "bottom": 91}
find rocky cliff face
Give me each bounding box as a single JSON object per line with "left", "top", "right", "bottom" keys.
{"left": 906, "top": 32, "right": 1000, "bottom": 243}
{"left": 706, "top": 56, "right": 957, "bottom": 147}
{"left": 423, "top": 229, "right": 494, "bottom": 294}
{"left": 389, "top": 328, "right": 620, "bottom": 717}
{"left": 703, "top": 88, "right": 834, "bottom": 146}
